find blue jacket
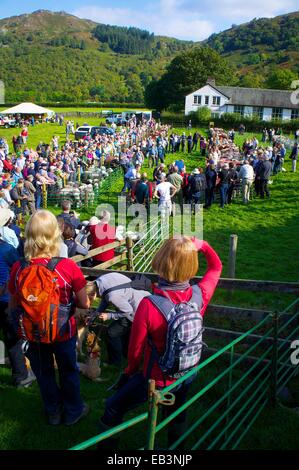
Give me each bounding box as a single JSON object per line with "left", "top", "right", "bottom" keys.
{"left": 0, "top": 240, "right": 20, "bottom": 303}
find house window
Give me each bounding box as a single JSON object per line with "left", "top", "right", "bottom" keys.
{"left": 291, "top": 109, "right": 299, "bottom": 120}
{"left": 193, "top": 95, "right": 202, "bottom": 105}
{"left": 234, "top": 105, "right": 244, "bottom": 116}
{"left": 205, "top": 96, "right": 209, "bottom": 105}
{"left": 252, "top": 106, "right": 264, "bottom": 120}
{"left": 212, "top": 96, "right": 221, "bottom": 106}
{"left": 272, "top": 107, "right": 283, "bottom": 120}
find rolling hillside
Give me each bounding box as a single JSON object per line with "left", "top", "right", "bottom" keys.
{"left": 0, "top": 9, "right": 298, "bottom": 103}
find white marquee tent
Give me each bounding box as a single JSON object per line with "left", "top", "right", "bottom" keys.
{"left": 1, "top": 102, "right": 54, "bottom": 116}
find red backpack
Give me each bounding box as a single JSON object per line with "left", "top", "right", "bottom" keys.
{"left": 16, "top": 258, "right": 63, "bottom": 343}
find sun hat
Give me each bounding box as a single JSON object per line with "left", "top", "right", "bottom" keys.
{"left": 0, "top": 208, "right": 12, "bottom": 227}
{"left": 192, "top": 168, "right": 200, "bottom": 175}
{"left": 89, "top": 216, "right": 99, "bottom": 226}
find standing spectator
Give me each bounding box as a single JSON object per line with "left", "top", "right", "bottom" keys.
{"left": 227, "top": 162, "right": 238, "bottom": 204}
{"left": 192, "top": 131, "right": 199, "bottom": 151}
{"left": 167, "top": 165, "right": 183, "bottom": 213}
{"left": 21, "top": 127, "right": 29, "bottom": 144}
{"left": 0, "top": 208, "right": 35, "bottom": 388}
{"left": 88, "top": 211, "right": 116, "bottom": 266}
{"left": 57, "top": 200, "right": 81, "bottom": 229}
{"left": 290, "top": 142, "right": 298, "bottom": 172}
{"left": 154, "top": 174, "right": 177, "bottom": 216}
{"left": 181, "top": 132, "right": 186, "bottom": 152}
{"left": 217, "top": 163, "right": 230, "bottom": 209}
{"left": 188, "top": 168, "right": 206, "bottom": 212}
{"left": 259, "top": 155, "right": 272, "bottom": 199}
{"left": 204, "top": 162, "right": 217, "bottom": 209}
{"left": 238, "top": 160, "right": 254, "bottom": 204}
{"left": 8, "top": 210, "right": 90, "bottom": 425}
{"left": 187, "top": 134, "right": 192, "bottom": 154}
{"left": 97, "top": 237, "right": 222, "bottom": 449}
{"left": 24, "top": 175, "right": 36, "bottom": 214}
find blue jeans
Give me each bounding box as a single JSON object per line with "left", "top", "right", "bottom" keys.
{"left": 26, "top": 336, "right": 83, "bottom": 420}
{"left": 102, "top": 372, "right": 192, "bottom": 427}
{"left": 219, "top": 183, "right": 229, "bottom": 208}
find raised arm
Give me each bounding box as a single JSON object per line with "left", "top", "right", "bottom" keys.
{"left": 192, "top": 238, "right": 222, "bottom": 316}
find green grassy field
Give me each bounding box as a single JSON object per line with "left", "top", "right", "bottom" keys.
{"left": 0, "top": 122, "right": 298, "bottom": 450}
{"left": 0, "top": 106, "right": 150, "bottom": 114}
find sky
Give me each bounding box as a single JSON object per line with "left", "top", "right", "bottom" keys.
{"left": 0, "top": 0, "right": 297, "bottom": 41}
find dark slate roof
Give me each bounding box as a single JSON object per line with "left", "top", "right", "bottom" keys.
{"left": 215, "top": 85, "right": 298, "bottom": 109}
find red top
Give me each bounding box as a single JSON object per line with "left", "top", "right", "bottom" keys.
{"left": 8, "top": 257, "right": 86, "bottom": 341}
{"left": 125, "top": 240, "right": 222, "bottom": 387}
{"left": 3, "top": 159, "right": 13, "bottom": 172}
{"left": 89, "top": 223, "right": 116, "bottom": 262}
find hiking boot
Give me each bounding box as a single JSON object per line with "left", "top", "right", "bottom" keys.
{"left": 64, "top": 403, "right": 90, "bottom": 426}
{"left": 15, "top": 369, "right": 36, "bottom": 389}
{"left": 48, "top": 411, "right": 62, "bottom": 426}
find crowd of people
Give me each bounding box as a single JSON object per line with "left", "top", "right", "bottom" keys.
{"left": 122, "top": 126, "right": 297, "bottom": 212}
{"left": 0, "top": 116, "right": 298, "bottom": 447}
{"left": 0, "top": 205, "right": 222, "bottom": 446}
{"left": 0, "top": 116, "right": 298, "bottom": 221}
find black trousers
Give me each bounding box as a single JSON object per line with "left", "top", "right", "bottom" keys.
{"left": 0, "top": 301, "right": 28, "bottom": 384}
{"left": 205, "top": 187, "right": 214, "bottom": 207}
{"left": 227, "top": 183, "right": 235, "bottom": 203}
{"left": 260, "top": 179, "right": 270, "bottom": 198}
{"left": 107, "top": 317, "right": 132, "bottom": 366}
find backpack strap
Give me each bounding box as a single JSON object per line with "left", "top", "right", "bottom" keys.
{"left": 190, "top": 285, "right": 203, "bottom": 311}
{"left": 20, "top": 258, "right": 30, "bottom": 270}
{"left": 46, "top": 257, "right": 63, "bottom": 272}
{"left": 147, "top": 294, "right": 175, "bottom": 322}
{"left": 102, "top": 282, "right": 132, "bottom": 298}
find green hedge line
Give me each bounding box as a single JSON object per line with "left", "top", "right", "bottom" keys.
{"left": 1, "top": 102, "right": 145, "bottom": 109}
{"left": 161, "top": 111, "right": 299, "bottom": 132}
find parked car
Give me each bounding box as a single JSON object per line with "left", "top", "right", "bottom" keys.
{"left": 0, "top": 114, "right": 17, "bottom": 128}
{"left": 91, "top": 126, "right": 114, "bottom": 138}
{"left": 75, "top": 125, "right": 93, "bottom": 140}
{"left": 105, "top": 114, "right": 122, "bottom": 125}
{"left": 75, "top": 125, "right": 114, "bottom": 140}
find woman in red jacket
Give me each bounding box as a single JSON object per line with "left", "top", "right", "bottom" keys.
{"left": 98, "top": 236, "right": 222, "bottom": 448}
{"left": 88, "top": 210, "right": 116, "bottom": 266}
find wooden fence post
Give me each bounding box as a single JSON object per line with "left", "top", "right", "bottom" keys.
{"left": 228, "top": 234, "right": 238, "bottom": 279}
{"left": 228, "top": 234, "right": 238, "bottom": 296}
{"left": 126, "top": 236, "right": 134, "bottom": 271}
{"left": 42, "top": 183, "right": 47, "bottom": 209}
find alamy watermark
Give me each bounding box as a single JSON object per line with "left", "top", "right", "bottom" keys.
{"left": 93, "top": 197, "right": 203, "bottom": 241}
{"left": 290, "top": 339, "right": 299, "bottom": 366}
{"left": 0, "top": 340, "right": 5, "bottom": 364}
{"left": 290, "top": 80, "right": 299, "bottom": 106}
{"left": 0, "top": 80, "right": 4, "bottom": 104}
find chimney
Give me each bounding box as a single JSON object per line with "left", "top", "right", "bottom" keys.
{"left": 206, "top": 77, "right": 216, "bottom": 87}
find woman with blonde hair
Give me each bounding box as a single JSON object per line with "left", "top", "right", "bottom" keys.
{"left": 98, "top": 236, "right": 222, "bottom": 448}
{"left": 8, "top": 210, "right": 90, "bottom": 426}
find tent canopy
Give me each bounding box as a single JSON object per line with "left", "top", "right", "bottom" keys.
{"left": 1, "top": 102, "right": 54, "bottom": 116}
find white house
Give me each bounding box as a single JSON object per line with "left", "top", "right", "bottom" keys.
{"left": 185, "top": 79, "right": 299, "bottom": 121}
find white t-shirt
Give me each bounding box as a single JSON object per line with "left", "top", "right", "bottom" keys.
{"left": 157, "top": 182, "right": 172, "bottom": 203}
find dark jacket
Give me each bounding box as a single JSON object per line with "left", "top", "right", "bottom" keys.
{"left": 218, "top": 169, "right": 230, "bottom": 185}
{"left": 259, "top": 160, "right": 272, "bottom": 180}
{"left": 205, "top": 169, "right": 217, "bottom": 189}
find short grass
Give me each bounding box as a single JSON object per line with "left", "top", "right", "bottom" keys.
{"left": 0, "top": 106, "right": 150, "bottom": 114}
{"left": 0, "top": 123, "right": 298, "bottom": 450}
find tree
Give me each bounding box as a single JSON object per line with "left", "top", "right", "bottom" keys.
{"left": 145, "top": 46, "right": 234, "bottom": 110}
{"left": 239, "top": 72, "right": 265, "bottom": 88}
{"left": 266, "top": 69, "right": 298, "bottom": 90}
